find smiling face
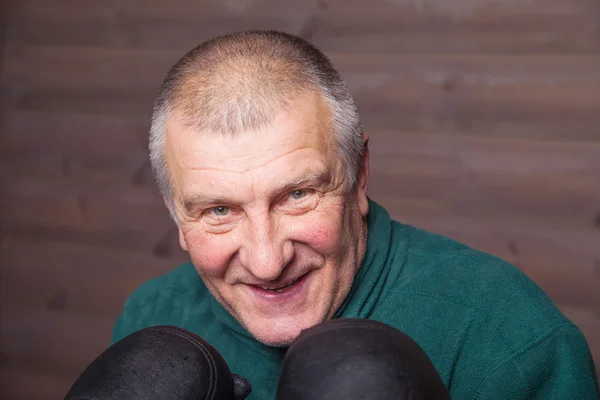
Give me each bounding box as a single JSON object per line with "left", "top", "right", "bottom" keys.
{"left": 164, "top": 91, "right": 369, "bottom": 346}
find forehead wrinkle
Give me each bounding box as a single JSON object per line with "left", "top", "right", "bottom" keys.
{"left": 166, "top": 91, "right": 338, "bottom": 209}
{"left": 181, "top": 163, "right": 329, "bottom": 212}
{"left": 193, "top": 163, "right": 328, "bottom": 195}
{"left": 181, "top": 145, "right": 324, "bottom": 175}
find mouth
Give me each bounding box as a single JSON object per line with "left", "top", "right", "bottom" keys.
{"left": 257, "top": 276, "right": 303, "bottom": 292}
{"left": 247, "top": 272, "right": 311, "bottom": 302}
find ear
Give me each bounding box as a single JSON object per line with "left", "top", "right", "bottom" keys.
{"left": 178, "top": 229, "right": 189, "bottom": 252}
{"left": 357, "top": 133, "right": 370, "bottom": 217}
{"left": 163, "top": 196, "right": 189, "bottom": 252}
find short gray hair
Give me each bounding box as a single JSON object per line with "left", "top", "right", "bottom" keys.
{"left": 149, "top": 30, "right": 364, "bottom": 209}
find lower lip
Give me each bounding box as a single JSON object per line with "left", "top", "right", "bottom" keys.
{"left": 247, "top": 273, "right": 311, "bottom": 303}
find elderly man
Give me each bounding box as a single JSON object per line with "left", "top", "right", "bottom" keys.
{"left": 105, "top": 30, "right": 598, "bottom": 399}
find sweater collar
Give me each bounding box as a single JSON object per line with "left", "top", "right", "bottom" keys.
{"left": 334, "top": 198, "right": 396, "bottom": 319}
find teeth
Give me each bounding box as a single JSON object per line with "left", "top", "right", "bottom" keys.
{"left": 260, "top": 278, "right": 298, "bottom": 291}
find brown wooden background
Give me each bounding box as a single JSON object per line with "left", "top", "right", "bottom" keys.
{"left": 1, "top": 0, "right": 599, "bottom": 398}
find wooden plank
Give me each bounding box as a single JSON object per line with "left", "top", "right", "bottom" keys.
{"left": 0, "top": 151, "right": 154, "bottom": 190}
{"left": 338, "top": 53, "right": 600, "bottom": 139}
{"left": 119, "top": 0, "right": 322, "bottom": 49}
{"left": 2, "top": 178, "right": 178, "bottom": 252}
{"left": 1, "top": 109, "right": 149, "bottom": 155}
{"left": 369, "top": 130, "right": 600, "bottom": 160}
{"left": 321, "top": 0, "right": 599, "bottom": 24}
{"left": 120, "top": 0, "right": 312, "bottom": 18}
{"left": 387, "top": 204, "right": 600, "bottom": 260}
{"left": 12, "top": 0, "right": 590, "bottom": 53}
{"left": 7, "top": 46, "right": 599, "bottom": 136}
{"left": 333, "top": 54, "right": 600, "bottom": 85}
{"left": 346, "top": 66, "right": 600, "bottom": 136}
{"left": 7, "top": 0, "right": 120, "bottom": 19}
{"left": 5, "top": 0, "right": 118, "bottom": 49}
{"left": 5, "top": 0, "right": 316, "bottom": 48}
{"left": 368, "top": 131, "right": 600, "bottom": 226}
{"left": 3, "top": 46, "right": 164, "bottom": 114}
{"left": 448, "top": 134, "right": 600, "bottom": 174}
{"left": 10, "top": 46, "right": 178, "bottom": 92}
{"left": 12, "top": 46, "right": 600, "bottom": 93}
{"left": 458, "top": 173, "right": 599, "bottom": 220}
{"left": 0, "top": 307, "right": 115, "bottom": 382}
{"left": 5, "top": 16, "right": 120, "bottom": 49}
{"left": 12, "top": 89, "right": 155, "bottom": 116}
{"left": 5, "top": 0, "right": 600, "bottom": 52}
{"left": 368, "top": 135, "right": 600, "bottom": 181}
{"left": 371, "top": 171, "right": 600, "bottom": 230}
{"left": 3, "top": 0, "right": 314, "bottom": 52}
{"left": 0, "top": 235, "right": 183, "bottom": 315}
{"left": 0, "top": 364, "right": 73, "bottom": 400}
{"left": 523, "top": 259, "right": 600, "bottom": 313}
{"left": 508, "top": 229, "right": 600, "bottom": 284}
{"left": 314, "top": 0, "right": 600, "bottom": 54}
{"left": 7, "top": 0, "right": 303, "bottom": 19}
{"left": 1, "top": 213, "right": 172, "bottom": 255}
{"left": 3, "top": 176, "right": 162, "bottom": 206}
{"left": 368, "top": 131, "right": 600, "bottom": 268}
{"left": 376, "top": 193, "right": 600, "bottom": 270}
{"left": 370, "top": 161, "right": 600, "bottom": 221}
{"left": 369, "top": 130, "right": 600, "bottom": 175}
{"left": 334, "top": 55, "right": 600, "bottom": 107}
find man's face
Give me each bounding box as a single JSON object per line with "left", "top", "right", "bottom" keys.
{"left": 164, "top": 92, "right": 369, "bottom": 346}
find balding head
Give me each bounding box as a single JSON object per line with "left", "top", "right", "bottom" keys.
{"left": 149, "top": 30, "right": 363, "bottom": 208}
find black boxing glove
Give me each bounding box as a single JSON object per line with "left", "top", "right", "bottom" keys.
{"left": 65, "top": 326, "right": 252, "bottom": 400}
{"left": 276, "top": 319, "right": 450, "bottom": 400}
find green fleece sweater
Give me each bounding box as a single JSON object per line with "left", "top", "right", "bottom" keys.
{"left": 112, "top": 200, "right": 599, "bottom": 399}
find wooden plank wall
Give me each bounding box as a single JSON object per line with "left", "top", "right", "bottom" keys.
{"left": 1, "top": 0, "right": 599, "bottom": 397}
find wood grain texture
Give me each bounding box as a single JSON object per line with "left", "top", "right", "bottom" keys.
{"left": 1, "top": 0, "right": 600, "bottom": 397}
{"left": 1, "top": 110, "right": 150, "bottom": 155}
{"left": 0, "top": 307, "right": 116, "bottom": 391}
{"left": 0, "top": 365, "right": 73, "bottom": 400}
{"left": 314, "top": 0, "right": 600, "bottom": 53}
{"left": 1, "top": 236, "right": 182, "bottom": 316}
{"left": 8, "top": 0, "right": 600, "bottom": 53}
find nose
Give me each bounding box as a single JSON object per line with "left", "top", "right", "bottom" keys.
{"left": 238, "top": 210, "right": 294, "bottom": 282}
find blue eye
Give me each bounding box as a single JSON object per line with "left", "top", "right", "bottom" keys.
{"left": 291, "top": 190, "right": 308, "bottom": 200}
{"left": 212, "top": 206, "right": 229, "bottom": 216}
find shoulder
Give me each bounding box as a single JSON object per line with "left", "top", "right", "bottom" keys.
{"left": 124, "top": 262, "right": 205, "bottom": 308}
{"left": 393, "top": 221, "right": 576, "bottom": 347}
{"left": 387, "top": 223, "right": 599, "bottom": 394}
{"left": 111, "top": 262, "right": 210, "bottom": 343}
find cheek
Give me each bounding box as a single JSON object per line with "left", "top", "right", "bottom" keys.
{"left": 183, "top": 226, "right": 236, "bottom": 277}
{"left": 291, "top": 210, "right": 344, "bottom": 255}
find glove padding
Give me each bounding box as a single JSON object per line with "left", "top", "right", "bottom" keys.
{"left": 65, "top": 325, "right": 252, "bottom": 400}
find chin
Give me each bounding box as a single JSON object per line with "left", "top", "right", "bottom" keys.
{"left": 244, "top": 313, "right": 327, "bottom": 348}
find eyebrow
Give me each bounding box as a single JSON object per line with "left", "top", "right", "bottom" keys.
{"left": 276, "top": 169, "right": 330, "bottom": 193}
{"left": 182, "top": 169, "right": 331, "bottom": 213}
